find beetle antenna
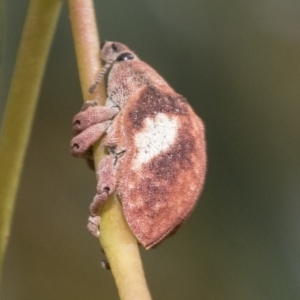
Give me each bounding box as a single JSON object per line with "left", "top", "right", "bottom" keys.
{"left": 89, "top": 59, "right": 114, "bottom": 94}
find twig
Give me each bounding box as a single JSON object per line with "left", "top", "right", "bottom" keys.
{"left": 0, "top": 0, "right": 62, "bottom": 280}
{"left": 67, "top": 1, "right": 152, "bottom": 299}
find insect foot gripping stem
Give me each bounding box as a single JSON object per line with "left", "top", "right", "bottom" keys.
{"left": 87, "top": 216, "right": 100, "bottom": 238}
{"left": 70, "top": 102, "right": 119, "bottom": 157}
{"left": 71, "top": 41, "right": 207, "bottom": 248}
{"left": 87, "top": 156, "right": 117, "bottom": 237}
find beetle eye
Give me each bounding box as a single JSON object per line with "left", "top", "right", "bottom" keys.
{"left": 116, "top": 52, "right": 135, "bottom": 62}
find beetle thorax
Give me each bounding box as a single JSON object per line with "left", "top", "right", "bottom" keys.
{"left": 107, "top": 60, "right": 172, "bottom": 109}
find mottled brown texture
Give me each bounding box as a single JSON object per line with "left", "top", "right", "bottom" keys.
{"left": 128, "top": 85, "right": 188, "bottom": 129}
{"left": 71, "top": 42, "right": 207, "bottom": 248}
{"left": 112, "top": 85, "right": 206, "bottom": 249}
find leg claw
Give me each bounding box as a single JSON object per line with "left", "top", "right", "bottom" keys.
{"left": 87, "top": 216, "right": 100, "bottom": 237}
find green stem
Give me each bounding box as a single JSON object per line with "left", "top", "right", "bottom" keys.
{"left": 68, "top": 1, "right": 152, "bottom": 299}
{"left": 0, "top": 0, "right": 62, "bottom": 280}
{"left": 100, "top": 197, "right": 152, "bottom": 300}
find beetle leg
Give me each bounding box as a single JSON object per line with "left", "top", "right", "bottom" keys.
{"left": 72, "top": 105, "right": 119, "bottom": 134}
{"left": 80, "top": 100, "right": 98, "bottom": 111}
{"left": 70, "top": 122, "right": 108, "bottom": 157}
{"left": 87, "top": 156, "right": 116, "bottom": 237}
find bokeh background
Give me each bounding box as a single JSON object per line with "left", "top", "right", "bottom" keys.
{"left": 1, "top": 0, "right": 300, "bottom": 299}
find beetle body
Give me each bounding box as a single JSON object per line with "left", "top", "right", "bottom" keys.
{"left": 71, "top": 42, "right": 206, "bottom": 249}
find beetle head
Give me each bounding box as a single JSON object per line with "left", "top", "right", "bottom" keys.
{"left": 89, "top": 42, "right": 138, "bottom": 93}
{"left": 101, "top": 41, "right": 138, "bottom": 64}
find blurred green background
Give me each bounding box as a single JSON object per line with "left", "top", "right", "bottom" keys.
{"left": 1, "top": 0, "right": 300, "bottom": 299}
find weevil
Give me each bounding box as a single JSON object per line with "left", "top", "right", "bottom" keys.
{"left": 71, "top": 42, "right": 207, "bottom": 249}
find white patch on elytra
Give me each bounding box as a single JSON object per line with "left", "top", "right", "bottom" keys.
{"left": 132, "top": 113, "right": 178, "bottom": 170}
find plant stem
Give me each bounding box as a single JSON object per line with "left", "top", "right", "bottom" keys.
{"left": 100, "top": 197, "right": 152, "bottom": 300}
{"left": 0, "top": 0, "right": 62, "bottom": 280}
{"left": 68, "top": 1, "right": 152, "bottom": 299}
